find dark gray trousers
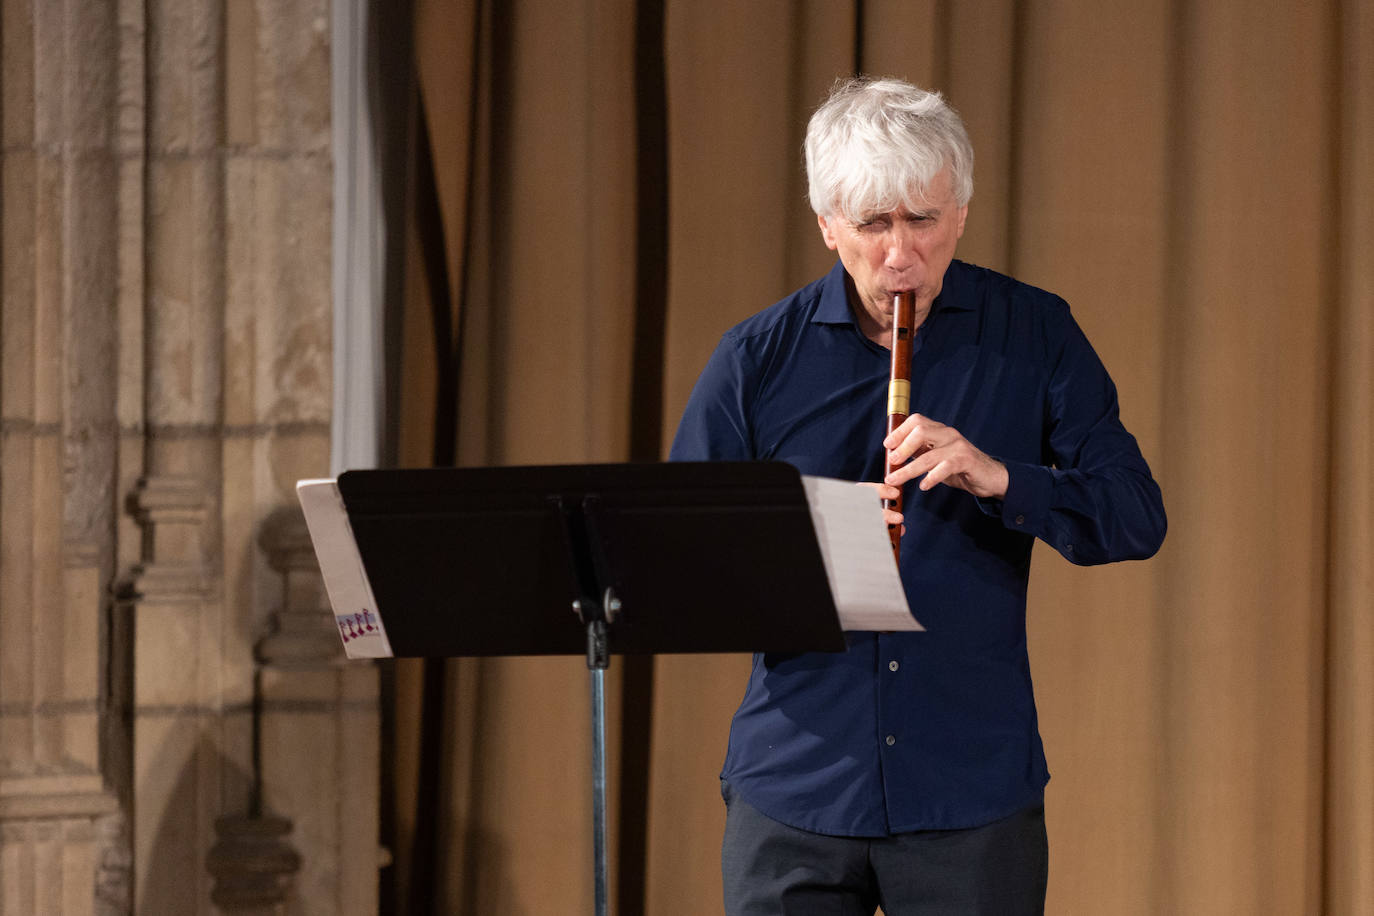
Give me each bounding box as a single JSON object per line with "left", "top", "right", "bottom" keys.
{"left": 721, "top": 784, "right": 1047, "bottom": 916}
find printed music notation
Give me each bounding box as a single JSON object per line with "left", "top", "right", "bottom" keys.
{"left": 298, "top": 478, "right": 395, "bottom": 659}
{"left": 336, "top": 610, "right": 381, "bottom": 643}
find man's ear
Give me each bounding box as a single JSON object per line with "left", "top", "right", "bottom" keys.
{"left": 817, "top": 213, "right": 839, "bottom": 251}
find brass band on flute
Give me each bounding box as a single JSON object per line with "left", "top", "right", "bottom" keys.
{"left": 884, "top": 291, "right": 916, "bottom": 560}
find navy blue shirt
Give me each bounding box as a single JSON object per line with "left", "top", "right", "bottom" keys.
{"left": 669, "top": 258, "right": 1165, "bottom": 835}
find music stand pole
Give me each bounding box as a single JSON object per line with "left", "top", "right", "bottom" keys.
{"left": 590, "top": 659, "right": 608, "bottom": 916}
{"left": 575, "top": 592, "right": 618, "bottom": 916}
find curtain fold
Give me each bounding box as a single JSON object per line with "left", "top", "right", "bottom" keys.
{"left": 1325, "top": 1, "right": 1374, "bottom": 910}
{"left": 387, "top": 1, "right": 1374, "bottom": 913}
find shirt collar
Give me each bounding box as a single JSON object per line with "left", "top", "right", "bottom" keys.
{"left": 812, "top": 258, "right": 976, "bottom": 326}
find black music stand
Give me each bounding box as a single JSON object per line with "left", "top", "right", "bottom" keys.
{"left": 321, "top": 461, "right": 846, "bottom": 916}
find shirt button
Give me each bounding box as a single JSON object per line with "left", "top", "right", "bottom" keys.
{"left": 1014, "top": 514, "right": 1025, "bottom": 525}
{"left": 885, "top": 735, "right": 896, "bottom": 746}
{"left": 888, "top": 660, "right": 899, "bottom": 672}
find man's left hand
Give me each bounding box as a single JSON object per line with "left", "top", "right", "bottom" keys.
{"left": 883, "top": 413, "right": 1010, "bottom": 500}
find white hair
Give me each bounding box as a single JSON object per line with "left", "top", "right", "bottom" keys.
{"left": 805, "top": 77, "right": 974, "bottom": 221}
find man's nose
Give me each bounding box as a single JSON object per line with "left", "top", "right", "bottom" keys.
{"left": 884, "top": 225, "right": 918, "bottom": 267}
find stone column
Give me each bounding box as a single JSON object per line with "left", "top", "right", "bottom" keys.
{"left": 217, "top": 0, "right": 350, "bottom": 905}
{"left": 0, "top": 0, "right": 129, "bottom": 912}
{"left": 2, "top": 0, "right": 360, "bottom": 911}
{"left": 129, "top": 0, "right": 240, "bottom": 907}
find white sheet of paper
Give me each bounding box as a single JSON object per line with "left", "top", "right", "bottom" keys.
{"left": 801, "top": 476, "right": 922, "bottom": 632}
{"left": 296, "top": 479, "right": 395, "bottom": 658}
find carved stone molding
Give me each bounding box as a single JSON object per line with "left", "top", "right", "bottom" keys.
{"left": 126, "top": 474, "right": 210, "bottom": 601}
{"left": 0, "top": 803, "right": 126, "bottom": 916}
{"left": 256, "top": 505, "right": 341, "bottom": 667}
{"left": 206, "top": 814, "right": 301, "bottom": 914}
{"left": 0, "top": 778, "right": 115, "bottom": 821}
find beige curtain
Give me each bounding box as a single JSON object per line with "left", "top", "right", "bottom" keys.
{"left": 388, "top": 1, "right": 1373, "bottom": 913}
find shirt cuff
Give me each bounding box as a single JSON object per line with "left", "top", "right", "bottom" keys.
{"left": 986, "top": 460, "right": 1052, "bottom": 534}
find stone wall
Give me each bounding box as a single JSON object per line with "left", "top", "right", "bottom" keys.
{"left": 0, "top": 1, "right": 376, "bottom": 912}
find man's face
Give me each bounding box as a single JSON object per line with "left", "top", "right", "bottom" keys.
{"left": 817, "top": 168, "right": 968, "bottom": 344}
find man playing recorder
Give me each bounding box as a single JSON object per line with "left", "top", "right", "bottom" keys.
{"left": 670, "top": 77, "right": 1166, "bottom": 915}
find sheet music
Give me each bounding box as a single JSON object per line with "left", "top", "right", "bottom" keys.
{"left": 801, "top": 476, "right": 922, "bottom": 632}
{"left": 296, "top": 479, "right": 395, "bottom": 658}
